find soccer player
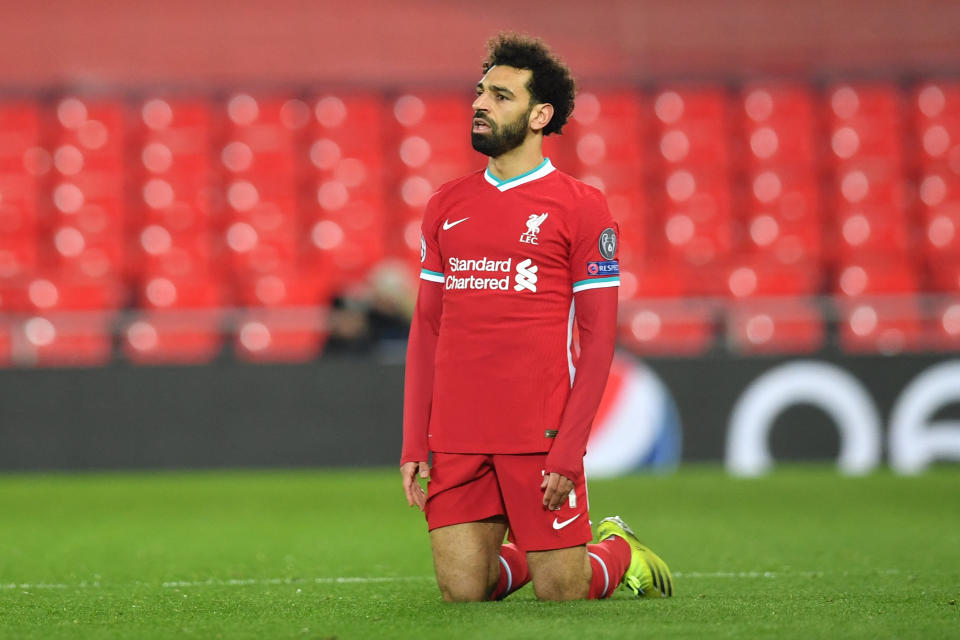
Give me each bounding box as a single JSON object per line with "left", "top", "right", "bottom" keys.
{"left": 400, "top": 33, "right": 673, "bottom": 602}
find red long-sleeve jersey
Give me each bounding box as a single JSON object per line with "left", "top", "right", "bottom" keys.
{"left": 401, "top": 159, "right": 620, "bottom": 480}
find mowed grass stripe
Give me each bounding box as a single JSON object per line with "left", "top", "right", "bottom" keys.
{"left": 1, "top": 466, "right": 958, "bottom": 639}
{"left": 3, "top": 568, "right": 911, "bottom": 591}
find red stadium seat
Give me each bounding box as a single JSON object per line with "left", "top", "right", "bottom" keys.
{"left": 303, "top": 200, "right": 387, "bottom": 287}
{"left": 136, "top": 275, "right": 222, "bottom": 310}
{"left": 917, "top": 170, "right": 960, "bottom": 212}
{"left": 657, "top": 120, "right": 729, "bottom": 168}
{"left": 7, "top": 275, "right": 121, "bottom": 312}
{"left": 837, "top": 298, "right": 925, "bottom": 354}
{"left": 829, "top": 218, "right": 924, "bottom": 354}
{"left": 307, "top": 94, "right": 385, "bottom": 197}
{"left": 618, "top": 260, "right": 687, "bottom": 300}
{"left": 388, "top": 93, "right": 479, "bottom": 261}
{"left": 618, "top": 302, "right": 714, "bottom": 356}
{"left": 122, "top": 312, "right": 222, "bottom": 365}
{"left": 136, "top": 229, "right": 212, "bottom": 279}
{"left": 42, "top": 108, "right": 127, "bottom": 277}
{"left": 653, "top": 88, "right": 731, "bottom": 172}
{"left": 826, "top": 84, "right": 903, "bottom": 166}
{"left": 922, "top": 206, "right": 960, "bottom": 257}
{"left": 0, "top": 104, "right": 42, "bottom": 274}
{"left": 654, "top": 168, "right": 733, "bottom": 266}
{"left": 220, "top": 225, "right": 298, "bottom": 277}
{"left": 125, "top": 275, "right": 224, "bottom": 364}
{"left": 16, "top": 314, "right": 114, "bottom": 367}
{"left": 3, "top": 274, "right": 120, "bottom": 367}
{"left": 0, "top": 173, "right": 38, "bottom": 237}
{"left": 745, "top": 169, "right": 819, "bottom": 219}
{"left": 216, "top": 94, "right": 303, "bottom": 285}
{"left": 566, "top": 90, "right": 647, "bottom": 255}
{"left": 834, "top": 208, "right": 911, "bottom": 256}
{"left": 721, "top": 259, "right": 821, "bottom": 298}
{"left": 917, "top": 172, "right": 960, "bottom": 266}
{"left": 743, "top": 170, "right": 821, "bottom": 262}
{"left": 743, "top": 211, "right": 822, "bottom": 264}
{"left": 234, "top": 308, "right": 328, "bottom": 363}
{"left": 740, "top": 85, "right": 818, "bottom": 169}
{"left": 235, "top": 271, "right": 328, "bottom": 311}
{"left": 834, "top": 258, "right": 919, "bottom": 296}
{"left": 930, "top": 300, "right": 960, "bottom": 350}
{"left": 928, "top": 259, "right": 960, "bottom": 293}
{"left": 129, "top": 97, "right": 216, "bottom": 284}
{"left": 727, "top": 299, "right": 824, "bottom": 354}
{"left": 0, "top": 234, "right": 36, "bottom": 279}
{"left": 910, "top": 82, "right": 960, "bottom": 173}
{"left": 831, "top": 163, "right": 906, "bottom": 212}
{"left": 658, "top": 215, "right": 732, "bottom": 267}
{"left": 51, "top": 97, "right": 125, "bottom": 154}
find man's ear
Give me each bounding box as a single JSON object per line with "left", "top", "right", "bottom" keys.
{"left": 529, "top": 103, "right": 554, "bottom": 133}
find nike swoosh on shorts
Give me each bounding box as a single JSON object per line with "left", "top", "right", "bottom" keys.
{"left": 552, "top": 513, "right": 582, "bottom": 530}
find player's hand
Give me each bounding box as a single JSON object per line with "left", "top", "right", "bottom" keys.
{"left": 540, "top": 472, "right": 574, "bottom": 511}
{"left": 401, "top": 461, "right": 430, "bottom": 511}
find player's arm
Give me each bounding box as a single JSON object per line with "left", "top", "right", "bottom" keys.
{"left": 400, "top": 278, "right": 442, "bottom": 510}
{"left": 401, "top": 197, "right": 445, "bottom": 511}
{"left": 542, "top": 286, "right": 618, "bottom": 508}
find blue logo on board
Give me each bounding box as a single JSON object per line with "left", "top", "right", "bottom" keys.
{"left": 587, "top": 261, "right": 620, "bottom": 276}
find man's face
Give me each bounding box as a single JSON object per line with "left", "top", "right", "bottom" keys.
{"left": 471, "top": 65, "right": 535, "bottom": 158}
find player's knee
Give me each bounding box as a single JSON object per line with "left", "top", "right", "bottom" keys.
{"left": 532, "top": 575, "right": 586, "bottom": 601}
{"left": 437, "top": 578, "right": 490, "bottom": 602}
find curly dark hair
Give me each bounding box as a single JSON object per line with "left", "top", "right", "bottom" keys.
{"left": 482, "top": 33, "right": 576, "bottom": 136}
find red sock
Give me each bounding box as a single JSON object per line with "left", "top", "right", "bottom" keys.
{"left": 488, "top": 542, "right": 530, "bottom": 601}
{"left": 586, "top": 536, "right": 631, "bottom": 599}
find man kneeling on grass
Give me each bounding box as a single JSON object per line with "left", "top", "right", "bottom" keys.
{"left": 400, "top": 32, "right": 674, "bottom": 602}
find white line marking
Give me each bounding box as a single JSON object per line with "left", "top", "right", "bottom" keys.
{"left": 2, "top": 569, "right": 901, "bottom": 591}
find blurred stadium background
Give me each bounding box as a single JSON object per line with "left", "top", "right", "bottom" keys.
{"left": 1, "top": 0, "right": 959, "bottom": 476}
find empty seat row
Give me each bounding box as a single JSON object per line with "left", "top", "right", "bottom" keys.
{"left": 2, "top": 80, "right": 960, "bottom": 364}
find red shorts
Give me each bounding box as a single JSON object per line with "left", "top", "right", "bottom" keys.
{"left": 424, "top": 452, "right": 592, "bottom": 552}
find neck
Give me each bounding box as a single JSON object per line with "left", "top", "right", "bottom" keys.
{"left": 486, "top": 134, "right": 545, "bottom": 182}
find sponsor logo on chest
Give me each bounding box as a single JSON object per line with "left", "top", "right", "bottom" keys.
{"left": 445, "top": 256, "right": 539, "bottom": 293}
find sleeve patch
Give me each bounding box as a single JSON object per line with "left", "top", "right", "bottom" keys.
{"left": 598, "top": 228, "right": 617, "bottom": 260}
{"left": 587, "top": 261, "right": 619, "bottom": 276}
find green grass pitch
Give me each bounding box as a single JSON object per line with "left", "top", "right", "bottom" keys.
{"left": 1, "top": 466, "right": 958, "bottom": 639}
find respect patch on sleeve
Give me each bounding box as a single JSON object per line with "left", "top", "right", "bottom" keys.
{"left": 586, "top": 261, "right": 620, "bottom": 276}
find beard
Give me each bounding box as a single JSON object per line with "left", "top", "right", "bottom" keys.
{"left": 471, "top": 106, "right": 532, "bottom": 157}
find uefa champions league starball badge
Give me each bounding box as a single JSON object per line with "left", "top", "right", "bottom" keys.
{"left": 599, "top": 228, "right": 617, "bottom": 260}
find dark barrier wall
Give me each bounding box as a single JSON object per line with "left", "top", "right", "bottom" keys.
{"left": 1, "top": 352, "right": 958, "bottom": 473}
{"left": 0, "top": 356, "right": 404, "bottom": 471}
{"left": 649, "top": 354, "right": 960, "bottom": 474}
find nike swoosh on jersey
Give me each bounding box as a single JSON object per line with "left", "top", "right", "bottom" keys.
{"left": 442, "top": 217, "right": 470, "bottom": 230}
{"left": 552, "top": 513, "right": 582, "bottom": 530}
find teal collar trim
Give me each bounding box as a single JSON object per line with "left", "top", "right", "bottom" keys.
{"left": 483, "top": 158, "right": 555, "bottom": 192}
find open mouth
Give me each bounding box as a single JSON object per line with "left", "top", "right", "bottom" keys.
{"left": 472, "top": 117, "right": 492, "bottom": 133}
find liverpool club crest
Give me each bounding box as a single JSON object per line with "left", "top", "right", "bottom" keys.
{"left": 519, "top": 212, "right": 549, "bottom": 245}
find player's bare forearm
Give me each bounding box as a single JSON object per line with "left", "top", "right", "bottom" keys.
{"left": 401, "top": 461, "right": 430, "bottom": 511}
